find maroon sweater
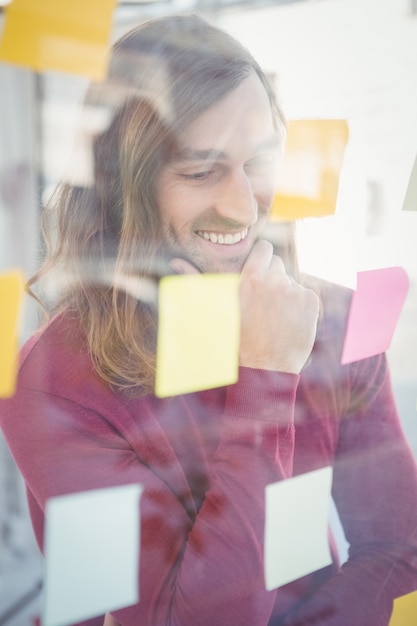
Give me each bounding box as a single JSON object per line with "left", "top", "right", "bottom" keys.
{"left": 1, "top": 279, "right": 416, "bottom": 625}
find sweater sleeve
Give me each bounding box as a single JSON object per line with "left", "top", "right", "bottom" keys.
{"left": 157, "top": 367, "right": 298, "bottom": 626}
{"left": 283, "top": 353, "right": 417, "bottom": 626}
{"left": 0, "top": 365, "right": 299, "bottom": 626}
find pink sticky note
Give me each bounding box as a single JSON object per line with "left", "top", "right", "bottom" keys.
{"left": 341, "top": 267, "right": 409, "bottom": 364}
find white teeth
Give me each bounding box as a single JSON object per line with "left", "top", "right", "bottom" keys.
{"left": 197, "top": 228, "right": 248, "bottom": 245}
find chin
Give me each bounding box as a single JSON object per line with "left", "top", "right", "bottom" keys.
{"left": 198, "top": 257, "right": 246, "bottom": 274}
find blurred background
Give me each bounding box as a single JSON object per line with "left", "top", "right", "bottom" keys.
{"left": 1, "top": 0, "right": 416, "bottom": 623}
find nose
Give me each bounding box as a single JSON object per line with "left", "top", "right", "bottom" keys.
{"left": 213, "top": 168, "right": 258, "bottom": 226}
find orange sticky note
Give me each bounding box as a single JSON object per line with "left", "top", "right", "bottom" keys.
{"left": 155, "top": 274, "right": 240, "bottom": 398}
{"left": 341, "top": 267, "right": 409, "bottom": 364}
{"left": 271, "top": 119, "right": 349, "bottom": 220}
{"left": 0, "top": 270, "right": 24, "bottom": 398}
{"left": 0, "top": 0, "right": 116, "bottom": 79}
{"left": 389, "top": 590, "right": 417, "bottom": 626}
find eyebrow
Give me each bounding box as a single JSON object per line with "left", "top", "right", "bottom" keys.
{"left": 170, "top": 148, "right": 226, "bottom": 163}
{"left": 169, "top": 135, "right": 281, "bottom": 164}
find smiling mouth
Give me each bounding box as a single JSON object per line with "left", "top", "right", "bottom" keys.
{"left": 195, "top": 228, "right": 249, "bottom": 245}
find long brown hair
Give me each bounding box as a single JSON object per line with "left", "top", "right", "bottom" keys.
{"left": 30, "top": 14, "right": 294, "bottom": 395}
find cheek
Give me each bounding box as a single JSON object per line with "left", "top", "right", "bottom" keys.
{"left": 160, "top": 187, "right": 205, "bottom": 230}
{"left": 254, "top": 180, "right": 276, "bottom": 210}
{"left": 157, "top": 181, "right": 185, "bottom": 225}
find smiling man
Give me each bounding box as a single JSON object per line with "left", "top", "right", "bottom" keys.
{"left": 157, "top": 71, "right": 279, "bottom": 274}
{"left": 1, "top": 14, "right": 417, "bottom": 626}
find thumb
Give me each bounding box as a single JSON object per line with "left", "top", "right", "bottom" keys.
{"left": 103, "top": 614, "right": 120, "bottom": 626}
{"left": 169, "top": 257, "right": 200, "bottom": 275}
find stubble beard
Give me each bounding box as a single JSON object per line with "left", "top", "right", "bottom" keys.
{"left": 162, "top": 234, "right": 252, "bottom": 275}
{"left": 162, "top": 212, "right": 270, "bottom": 274}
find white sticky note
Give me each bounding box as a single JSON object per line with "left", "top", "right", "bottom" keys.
{"left": 264, "top": 466, "right": 333, "bottom": 591}
{"left": 43, "top": 484, "right": 142, "bottom": 626}
{"left": 401, "top": 153, "right": 417, "bottom": 212}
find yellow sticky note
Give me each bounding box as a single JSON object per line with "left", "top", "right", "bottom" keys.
{"left": 271, "top": 119, "right": 349, "bottom": 220}
{"left": 0, "top": 270, "right": 24, "bottom": 398}
{"left": 389, "top": 589, "right": 417, "bottom": 626}
{"left": 402, "top": 154, "right": 417, "bottom": 212}
{"left": 156, "top": 274, "right": 240, "bottom": 398}
{"left": 0, "top": 0, "right": 116, "bottom": 80}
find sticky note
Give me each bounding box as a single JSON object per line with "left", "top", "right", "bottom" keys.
{"left": 264, "top": 466, "right": 333, "bottom": 591}
{"left": 64, "top": 105, "right": 114, "bottom": 188}
{"left": 389, "top": 589, "right": 417, "bottom": 626}
{"left": 0, "top": 270, "right": 24, "bottom": 398}
{"left": 43, "top": 484, "right": 142, "bottom": 626}
{"left": 401, "top": 154, "right": 417, "bottom": 211}
{"left": 155, "top": 273, "right": 240, "bottom": 398}
{"left": 271, "top": 119, "right": 349, "bottom": 220}
{"left": 0, "top": 0, "right": 115, "bottom": 80}
{"left": 341, "top": 267, "right": 409, "bottom": 364}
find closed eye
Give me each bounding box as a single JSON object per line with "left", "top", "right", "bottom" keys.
{"left": 178, "top": 162, "right": 222, "bottom": 183}
{"left": 180, "top": 170, "right": 214, "bottom": 181}
{"left": 245, "top": 155, "right": 277, "bottom": 173}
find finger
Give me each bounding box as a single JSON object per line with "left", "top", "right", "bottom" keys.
{"left": 169, "top": 257, "right": 201, "bottom": 275}
{"left": 241, "top": 239, "right": 273, "bottom": 277}
{"left": 263, "top": 254, "right": 295, "bottom": 290}
{"left": 268, "top": 254, "right": 289, "bottom": 278}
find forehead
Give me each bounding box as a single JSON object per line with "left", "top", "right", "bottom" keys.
{"left": 174, "top": 72, "right": 277, "bottom": 157}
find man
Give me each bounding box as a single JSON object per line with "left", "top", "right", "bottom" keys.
{"left": 1, "top": 14, "right": 417, "bottom": 626}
